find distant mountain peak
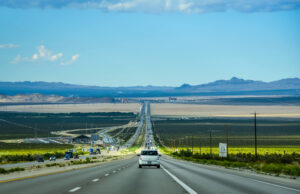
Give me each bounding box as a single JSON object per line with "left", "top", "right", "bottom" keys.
{"left": 179, "top": 83, "right": 192, "bottom": 88}
{"left": 230, "top": 77, "right": 241, "bottom": 81}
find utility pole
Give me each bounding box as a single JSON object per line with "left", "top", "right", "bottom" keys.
{"left": 210, "top": 130, "right": 212, "bottom": 156}
{"left": 199, "top": 136, "right": 201, "bottom": 155}
{"left": 34, "top": 124, "right": 37, "bottom": 139}
{"left": 254, "top": 112, "right": 257, "bottom": 158}
{"left": 186, "top": 137, "right": 188, "bottom": 151}
{"left": 191, "top": 136, "right": 194, "bottom": 154}
{"left": 226, "top": 124, "right": 229, "bottom": 156}
{"left": 173, "top": 139, "right": 175, "bottom": 152}
{"left": 180, "top": 138, "right": 183, "bottom": 151}
{"left": 86, "top": 122, "right": 87, "bottom": 135}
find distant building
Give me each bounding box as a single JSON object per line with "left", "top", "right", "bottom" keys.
{"left": 91, "top": 134, "right": 100, "bottom": 141}
{"left": 92, "top": 140, "right": 103, "bottom": 146}
{"left": 72, "top": 135, "right": 90, "bottom": 144}
{"left": 169, "top": 97, "right": 177, "bottom": 102}
{"left": 121, "top": 98, "right": 129, "bottom": 103}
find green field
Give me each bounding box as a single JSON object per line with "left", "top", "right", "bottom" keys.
{"left": 153, "top": 117, "right": 300, "bottom": 154}
{"left": 0, "top": 142, "right": 73, "bottom": 155}
{"left": 107, "top": 127, "right": 137, "bottom": 145}
{"left": 0, "top": 142, "right": 74, "bottom": 164}
{"left": 0, "top": 112, "right": 137, "bottom": 140}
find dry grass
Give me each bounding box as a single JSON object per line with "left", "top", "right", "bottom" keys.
{"left": 0, "top": 103, "right": 141, "bottom": 113}
{"left": 151, "top": 103, "right": 300, "bottom": 118}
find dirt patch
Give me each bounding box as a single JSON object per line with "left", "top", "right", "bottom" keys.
{"left": 0, "top": 103, "right": 141, "bottom": 113}
{"left": 151, "top": 103, "right": 300, "bottom": 118}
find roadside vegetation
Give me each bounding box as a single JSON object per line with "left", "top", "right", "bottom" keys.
{"left": 1, "top": 155, "right": 122, "bottom": 175}
{"left": 153, "top": 117, "right": 300, "bottom": 154}
{"left": 170, "top": 150, "right": 300, "bottom": 176}
{"left": 153, "top": 117, "right": 300, "bottom": 176}
{"left": 108, "top": 127, "right": 137, "bottom": 145}
{"left": 0, "top": 167, "right": 25, "bottom": 174}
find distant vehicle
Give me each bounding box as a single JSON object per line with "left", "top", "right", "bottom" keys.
{"left": 49, "top": 156, "right": 56, "bottom": 161}
{"left": 138, "top": 150, "right": 161, "bottom": 168}
{"left": 65, "top": 151, "right": 73, "bottom": 159}
{"left": 38, "top": 157, "right": 44, "bottom": 162}
{"left": 96, "top": 148, "right": 101, "bottom": 154}
{"left": 89, "top": 148, "right": 94, "bottom": 154}
{"left": 64, "top": 155, "right": 70, "bottom": 160}
{"left": 90, "top": 148, "right": 99, "bottom": 155}
{"left": 74, "top": 155, "right": 79, "bottom": 159}
{"left": 64, "top": 152, "right": 71, "bottom": 160}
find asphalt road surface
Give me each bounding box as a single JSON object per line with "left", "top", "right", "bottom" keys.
{"left": 1, "top": 156, "right": 300, "bottom": 194}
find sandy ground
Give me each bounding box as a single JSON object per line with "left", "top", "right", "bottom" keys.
{"left": 151, "top": 103, "right": 300, "bottom": 118}
{"left": 0, "top": 103, "right": 141, "bottom": 113}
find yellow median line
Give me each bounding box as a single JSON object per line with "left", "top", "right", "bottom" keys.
{"left": 0, "top": 154, "right": 136, "bottom": 184}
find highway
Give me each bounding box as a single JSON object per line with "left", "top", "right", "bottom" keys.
{"left": 1, "top": 155, "right": 300, "bottom": 194}
{"left": 1, "top": 102, "right": 300, "bottom": 194}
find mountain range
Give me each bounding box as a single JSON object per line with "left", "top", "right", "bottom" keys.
{"left": 0, "top": 77, "right": 300, "bottom": 97}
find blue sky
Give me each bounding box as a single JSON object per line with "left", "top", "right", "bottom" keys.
{"left": 0, "top": 0, "right": 299, "bottom": 86}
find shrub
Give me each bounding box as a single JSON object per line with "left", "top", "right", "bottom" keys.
{"left": 0, "top": 167, "right": 25, "bottom": 174}
{"left": 46, "top": 163, "right": 59, "bottom": 167}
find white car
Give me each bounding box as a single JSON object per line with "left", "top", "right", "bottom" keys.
{"left": 138, "top": 150, "right": 161, "bottom": 168}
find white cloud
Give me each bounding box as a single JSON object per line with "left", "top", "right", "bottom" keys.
{"left": 10, "top": 55, "right": 22, "bottom": 64}
{"left": 34, "top": 45, "right": 63, "bottom": 61}
{"left": 32, "top": 53, "right": 39, "bottom": 60}
{"left": 10, "top": 45, "right": 78, "bottom": 65}
{"left": 49, "top": 53, "right": 63, "bottom": 61}
{"left": 72, "top": 54, "right": 80, "bottom": 61}
{"left": 38, "top": 45, "right": 47, "bottom": 57}
{"left": 0, "top": 43, "right": 19, "bottom": 49}
{"left": 61, "top": 54, "right": 80, "bottom": 66}
{"left": 0, "top": 0, "right": 299, "bottom": 13}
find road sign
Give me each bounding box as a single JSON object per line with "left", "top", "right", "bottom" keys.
{"left": 219, "top": 143, "right": 227, "bottom": 157}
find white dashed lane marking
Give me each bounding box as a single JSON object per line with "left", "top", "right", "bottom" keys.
{"left": 105, "top": 173, "right": 110, "bottom": 176}
{"left": 92, "top": 179, "right": 99, "bottom": 182}
{"left": 69, "top": 187, "right": 81, "bottom": 192}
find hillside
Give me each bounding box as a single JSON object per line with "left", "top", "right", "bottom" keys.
{"left": 0, "top": 77, "right": 299, "bottom": 97}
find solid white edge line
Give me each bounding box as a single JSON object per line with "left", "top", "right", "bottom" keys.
{"left": 248, "top": 178, "right": 300, "bottom": 193}
{"left": 222, "top": 171, "right": 300, "bottom": 193}
{"left": 166, "top": 159, "right": 300, "bottom": 193}
{"left": 69, "top": 187, "right": 81, "bottom": 192}
{"left": 161, "top": 165, "right": 197, "bottom": 194}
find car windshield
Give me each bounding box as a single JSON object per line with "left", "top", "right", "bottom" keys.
{"left": 141, "top": 151, "right": 158, "bottom": 155}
